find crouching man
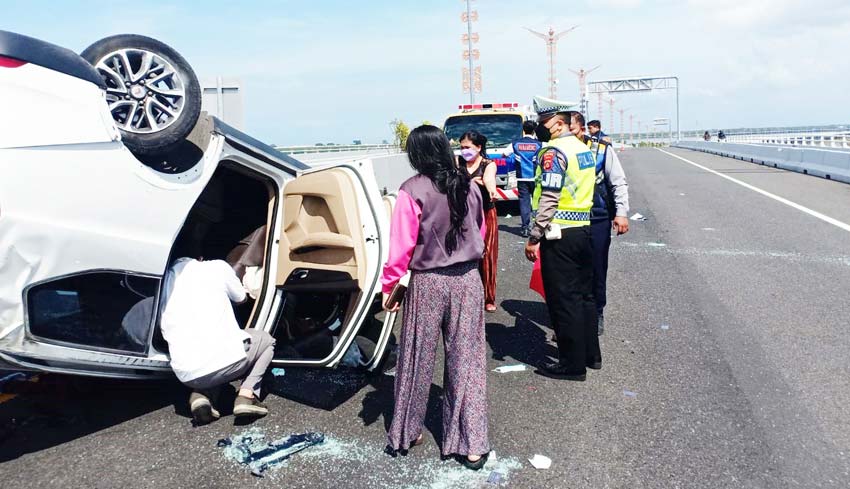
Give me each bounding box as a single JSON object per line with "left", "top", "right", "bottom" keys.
{"left": 161, "top": 257, "right": 276, "bottom": 424}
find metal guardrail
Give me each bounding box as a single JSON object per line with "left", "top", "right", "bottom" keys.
{"left": 273, "top": 144, "right": 400, "bottom": 155}
{"left": 674, "top": 141, "right": 850, "bottom": 185}
{"left": 679, "top": 125, "right": 850, "bottom": 149}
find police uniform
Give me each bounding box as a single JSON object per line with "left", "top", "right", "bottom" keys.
{"left": 505, "top": 135, "right": 542, "bottom": 235}
{"left": 528, "top": 96, "right": 601, "bottom": 379}
{"left": 583, "top": 135, "right": 629, "bottom": 335}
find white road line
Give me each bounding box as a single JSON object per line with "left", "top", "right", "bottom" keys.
{"left": 657, "top": 148, "right": 850, "bottom": 233}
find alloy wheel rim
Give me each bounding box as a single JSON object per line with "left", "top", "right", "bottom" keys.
{"left": 95, "top": 48, "right": 186, "bottom": 134}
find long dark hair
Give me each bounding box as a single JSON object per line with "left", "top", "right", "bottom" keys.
{"left": 460, "top": 130, "right": 488, "bottom": 156}
{"left": 406, "top": 125, "right": 470, "bottom": 254}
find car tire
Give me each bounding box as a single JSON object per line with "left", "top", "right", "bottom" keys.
{"left": 81, "top": 34, "right": 201, "bottom": 156}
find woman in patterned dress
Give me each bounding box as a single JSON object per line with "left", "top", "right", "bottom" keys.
{"left": 380, "top": 125, "right": 491, "bottom": 470}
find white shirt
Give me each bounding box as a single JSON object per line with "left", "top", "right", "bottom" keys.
{"left": 161, "top": 258, "right": 249, "bottom": 383}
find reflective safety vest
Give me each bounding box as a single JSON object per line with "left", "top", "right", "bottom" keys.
{"left": 532, "top": 135, "right": 596, "bottom": 228}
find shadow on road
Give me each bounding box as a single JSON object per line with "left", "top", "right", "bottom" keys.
{"left": 498, "top": 223, "right": 525, "bottom": 237}
{"left": 264, "top": 367, "right": 373, "bottom": 412}
{"left": 494, "top": 200, "right": 520, "bottom": 217}
{"left": 0, "top": 374, "right": 185, "bottom": 463}
{"left": 486, "top": 299, "right": 557, "bottom": 366}
{"left": 358, "top": 375, "right": 446, "bottom": 447}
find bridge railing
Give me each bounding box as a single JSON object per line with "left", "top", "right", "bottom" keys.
{"left": 673, "top": 141, "right": 850, "bottom": 185}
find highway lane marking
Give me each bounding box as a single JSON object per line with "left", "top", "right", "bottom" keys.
{"left": 617, "top": 242, "right": 850, "bottom": 267}
{"left": 657, "top": 148, "right": 850, "bottom": 234}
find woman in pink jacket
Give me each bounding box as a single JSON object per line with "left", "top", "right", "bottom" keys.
{"left": 381, "top": 125, "right": 490, "bottom": 470}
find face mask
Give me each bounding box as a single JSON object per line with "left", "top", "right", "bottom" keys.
{"left": 460, "top": 148, "right": 479, "bottom": 162}
{"left": 535, "top": 123, "right": 552, "bottom": 142}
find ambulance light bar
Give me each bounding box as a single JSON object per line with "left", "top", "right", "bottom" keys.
{"left": 457, "top": 102, "right": 520, "bottom": 110}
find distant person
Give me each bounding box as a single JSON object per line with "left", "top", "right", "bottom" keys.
{"left": 502, "top": 120, "right": 542, "bottom": 237}
{"left": 161, "top": 257, "right": 276, "bottom": 425}
{"left": 571, "top": 112, "right": 630, "bottom": 336}
{"left": 718, "top": 130, "right": 726, "bottom": 141}
{"left": 460, "top": 130, "right": 499, "bottom": 312}
{"left": 703, "top": 131, "right": 711, "bottom": 141}
{"left": 381, "top": 125, "right": 490, "bottom": 470}
{"left": 588, "top": 120, "right": 612, "bottom": 144}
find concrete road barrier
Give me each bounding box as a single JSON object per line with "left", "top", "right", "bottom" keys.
{"left": 674, "top": 141, "right": 850, "bottom": 184}
{"left": 367, "top": 153, "right": 415, "bottom": 194}
{"left": 298, "top": 151, "right": 414, "bottom": 195}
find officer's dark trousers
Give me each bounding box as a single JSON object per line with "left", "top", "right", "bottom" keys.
{"left": 590, "top": 219, "right": 612, "bottom": 317}
{"left": 540, "top": 226, "right": 600, "bottom": 373}
{"left": 517, "top": 181, "right": 535, "bottom": 231}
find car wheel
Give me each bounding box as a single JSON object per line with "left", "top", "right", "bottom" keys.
{"left": 81, "top": 34, "right": 201, "bottom": 156}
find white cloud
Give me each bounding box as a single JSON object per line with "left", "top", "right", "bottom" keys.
{"left": 595, "top": 0, "right": 643, "bottom": 8}
{"left": 687, "top": 0, "right": 850, "bottom": 32}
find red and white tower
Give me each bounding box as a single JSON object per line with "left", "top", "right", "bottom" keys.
{"left": 618, "top": 107, "right": 628, "bottom": 145}
{"left": 597, "top": 92, "right": 605, "bottom": 125}
{"left": 526, "top": 25, "right": 578, "bottom": 99}
{"left": 569, "top": 65, "right": 600, "bottom": 117}
{"left": 461, "top": 0, "right": 481, "bottom": 103}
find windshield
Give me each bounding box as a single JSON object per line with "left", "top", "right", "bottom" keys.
{"left": 444, "top": 114, "right": 524, "bottom": 148}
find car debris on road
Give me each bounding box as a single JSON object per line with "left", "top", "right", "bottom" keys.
{"left": 218, "top": 428, "right": 325, "bottom": 477}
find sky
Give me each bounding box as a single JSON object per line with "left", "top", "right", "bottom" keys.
{"left": 6, "top": 0, "right": 850, "bottom": 145}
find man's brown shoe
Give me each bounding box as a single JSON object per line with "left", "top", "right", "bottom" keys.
{"left": 190, "top": 391, "right": 220, "bottom": 425}
{"left": 233, "top": 395, "right": 269, "bottom": 417}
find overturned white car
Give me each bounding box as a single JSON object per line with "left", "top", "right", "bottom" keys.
{"left": 0, "top": 30, "right": 397, "bottom": 378}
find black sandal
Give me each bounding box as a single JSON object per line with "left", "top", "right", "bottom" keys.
{"left": 384, "top": 435, "right": 425, "bottom": 458}
{"left": 458, "top": 451, "right": 490, "bottom": 471}
{"left": 384, "top": 445, "right": 406, "bottom": 458}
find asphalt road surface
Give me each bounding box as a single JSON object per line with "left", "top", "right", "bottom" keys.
{"left": 1, "top": 148, "right": 849, "bottom": 488}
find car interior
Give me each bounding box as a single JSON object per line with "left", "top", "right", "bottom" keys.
{"left": 153, "top": 163, "right": 274, "bottom": 353}
{"left": 156, "top": 164, "right": 388, "bottom": 366}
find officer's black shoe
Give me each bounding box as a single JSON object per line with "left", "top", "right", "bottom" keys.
{"left": 536, "top": 361, "right": 586, "bottom": 381}
{"left": 587, "top": 359, "right": 602, "bottom": 370}
{"left": 521, "top": 227, "right": 530, "bottom": 238}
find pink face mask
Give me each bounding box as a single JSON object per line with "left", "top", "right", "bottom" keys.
{"left": 460, "top": 148, "right": 479, "bottom": 162}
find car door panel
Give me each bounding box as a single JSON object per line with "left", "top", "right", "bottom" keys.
{"left": 269, "top": 163, "right": 386, "bottom": 367}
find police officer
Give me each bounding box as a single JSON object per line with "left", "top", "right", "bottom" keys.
{"left": 503, "top": 120, "right": 542, "bottom": 236}
{"left": 524, "top": 96, "right": 600, "bottom": 381}
{"left": 587, "top": 120, "right": 612, "bottom": 144}
{"left": 571, "top": 112, "right": 630, "bottom": 336}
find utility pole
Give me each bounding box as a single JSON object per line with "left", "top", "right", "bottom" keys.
{"left": 461, "top": 0, "right": 481, "bottom": 103}
{"left": 569, "top": 65, "right": 600, "bottom": 117}
{"left": 526, "top": 25, "right": 578, "bottom": 99}
{"left": 629, "top": 114, "right": 634, "bottom": 145}
{"left": 608, "top": 97, "right": 615, "bottom": 137}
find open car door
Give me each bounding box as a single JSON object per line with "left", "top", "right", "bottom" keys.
{"left": 266, "top": 160, "right": 395, "bottom": 370}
